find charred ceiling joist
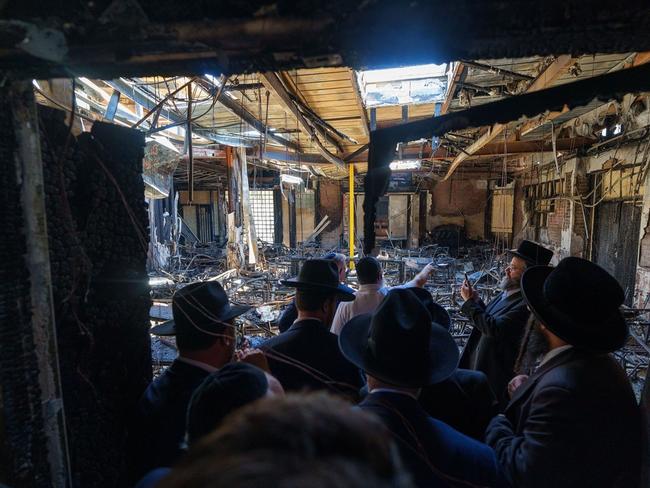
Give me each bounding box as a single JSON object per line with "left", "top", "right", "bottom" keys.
{"left": 362, "top": 61, "right": 650, "bottom": 253}
{"left": 2, "top": 1, "right": 650, "bottom": 78}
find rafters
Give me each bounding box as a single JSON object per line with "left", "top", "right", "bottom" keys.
{"left": 260, "top": 71, "right": 346, "bottom": 169}
{"left": 442, "top": 54, "right": 576, "bottom": 180}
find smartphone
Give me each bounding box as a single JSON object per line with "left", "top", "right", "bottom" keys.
{"left": 464, "top": 272, "right": 471, "bottom": 287}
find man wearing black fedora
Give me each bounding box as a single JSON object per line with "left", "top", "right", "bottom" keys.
{"left": 261, "top": 259, "right": 363, "bottom": 399}
{"left": 485, "top": 257, "right": 642, "bottom": 488}
{"left": 339, "top": 288, "right": 507, "bottom": 487}
{"left": 409, "top": 288, "right": 499, "bottom": 441}
{"left": 129, "top": 281, "right": 251, "bottom": 481}
{"left": 460, "top": 239, "right": 553, "bottom": 407}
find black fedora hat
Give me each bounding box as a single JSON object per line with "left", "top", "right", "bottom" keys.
{"left": 150, "top": 281, "right": 251, "bottom": 336}
{"left": 339, "top": 288, "right": 459, "bottom": 387}
{"left": 521, "top": 257, "right": 628, "bottom": 352}
{"left": 508, "top": 240, "right": 553, "bottom": 266}
{"left": 280, "top": 259, "right": 355, "bottom": 301}
{"left": 408, "top": 287, "right": 452, "bottom": 330}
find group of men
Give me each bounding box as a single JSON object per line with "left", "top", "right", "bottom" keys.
{"left": 129, "top": 240, "right": 643, "bottom": 488}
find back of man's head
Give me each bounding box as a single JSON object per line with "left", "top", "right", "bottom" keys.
{"left": 176, "top": 323, "right": 223, "bottom": 352}
{"left": 295, "top": 289, "right": 334, "bottom": 312}
{"left": 356, "top": 257, "right": 382, "bottom": 285}
{"left": 159, "top": 392, "right": 412, "bottom": 488}
{"left": 186, "top": 363, "right": 269, "bottom": 446}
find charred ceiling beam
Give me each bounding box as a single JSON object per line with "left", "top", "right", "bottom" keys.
{"left": 113, "top": 75, "right": 300, "bottom": 151}
{"left": 3, "top": 2, "right": 650, "bottom": 78}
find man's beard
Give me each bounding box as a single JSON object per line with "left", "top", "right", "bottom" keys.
{"left": 515, "top": 315, "right": 551, "bottom": 375}
{"left": 499, "top": 275, "right": 521, "bottom": 291}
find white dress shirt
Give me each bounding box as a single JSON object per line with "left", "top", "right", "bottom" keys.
{"left": 330, "top": 283, "right": 390, "bottom": 335}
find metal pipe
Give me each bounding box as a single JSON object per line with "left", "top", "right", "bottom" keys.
{"left": 187, "top": 83, "right": 194, "bottom": 203}
{"left": 349, "top": 164, "right": 355, "bottom": 268}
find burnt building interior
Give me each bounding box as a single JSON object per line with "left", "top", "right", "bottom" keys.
{"left": 2, "top": 1, "right": 650, "bottom": 486}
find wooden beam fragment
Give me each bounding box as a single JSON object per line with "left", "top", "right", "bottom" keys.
{"left": 441, "top": 62, "right": 465, "bottom": 115}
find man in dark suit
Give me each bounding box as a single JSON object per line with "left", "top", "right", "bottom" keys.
{"left": 460, "top": 240, "right": 552, "bottom": 406}
{"left": 262, "top": 259, "right": 362, "bottom": 399}
{"left": 409, "top": 287, "right": 499, "bottom": 440}
{"left": 128, "top": 282, "right": 251, "bottom": 481}
{"left": 277, "top": 252, "right": 347, "bottom": 332}
{"left": 339, "top": 288, "right": 508, "bottom": 488}
{"left": 486, "top": 257, "right": 642, "bottom": 488}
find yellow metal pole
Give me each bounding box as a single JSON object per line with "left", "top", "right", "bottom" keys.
{"left": 349, "top": 164, "right": 355, "bottom": 269}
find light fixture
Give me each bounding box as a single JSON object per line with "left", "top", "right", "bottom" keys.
{"left": 281, "top": 174, "right": 303, "bottom": 185}
{"left": 389, "top": 159, "right": 421, "bottom": 171}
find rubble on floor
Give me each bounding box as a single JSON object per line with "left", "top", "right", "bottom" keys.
{"left": 147, "top": 241, "right": 650, "bottom": 396}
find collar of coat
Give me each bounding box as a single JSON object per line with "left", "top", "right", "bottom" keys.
{"left": 506, "top": 346, "right": 579, "bottom": 408}
{"left": 288, "top": 318, "right": 328, "bottom": 332}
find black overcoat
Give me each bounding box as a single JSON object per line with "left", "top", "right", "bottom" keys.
{"left": 486, "top": 348, "right": 642, "bottom": 488}
{"left": 460, "top": 291, "right": 529, "bottom": 406}
{"left": 261, "top": 319, "right": 362, "bottom": 400}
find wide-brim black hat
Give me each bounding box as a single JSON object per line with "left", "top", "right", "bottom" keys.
{"left": 521, "top": 257, "right": 628, "bottom": 352}
{"left": 280, "top": 258, "right": 355, "bottom": 302}
{"left": 407, "top": 287, "right": 452, "bottom": 330}
{"left": 508, "top": 240, "right": 553, "bottom": 266}
{"left": 151, "top": 281, "right": 251, "bottom": 336}
{"left": 339, "top": 288, "right": 459, "bottom": 387}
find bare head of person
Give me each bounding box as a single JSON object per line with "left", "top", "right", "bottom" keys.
{"left": 159, "top": 392, "right": 413, "bottom": 488}
{"left": 356, "top": 256, "right": 383, "bottom": 285}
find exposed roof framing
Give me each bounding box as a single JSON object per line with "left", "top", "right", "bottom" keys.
{"left": 260, "top": 71, "right": 346, "bottom": 169}
{"left": 443, "top": 55, "right": 576, "bottom": 180}
{"left": 196, "top": 76, "right": 300, "bottom": 151}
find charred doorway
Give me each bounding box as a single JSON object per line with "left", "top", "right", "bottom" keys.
{"left": 593, "top": 200, "right": 642, "bottom": 305}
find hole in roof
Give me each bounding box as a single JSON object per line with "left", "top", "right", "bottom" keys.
{"left": 357, "top": 63, "right": 448, "bottom": 107}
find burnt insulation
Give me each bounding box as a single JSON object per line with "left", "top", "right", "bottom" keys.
{"left": 39, "top": 108, "right": 152, "bottom": 486}
{"left": 0, "top": 94, "right": 51, "bottom": 487}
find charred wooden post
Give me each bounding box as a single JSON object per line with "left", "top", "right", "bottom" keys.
{"left": 0, "top": 81, "right": 72, "bottom": 487}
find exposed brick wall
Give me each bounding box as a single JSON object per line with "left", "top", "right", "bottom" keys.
{"left": 540, "top": 197, "right": 570, "bottom": 258}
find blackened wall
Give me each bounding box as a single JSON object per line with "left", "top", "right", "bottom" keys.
{"left": 40, "top": 108, "right": 151, "bottom": 486}
{"left": 0, "top": 92, "right": 51, "bottom": 487}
